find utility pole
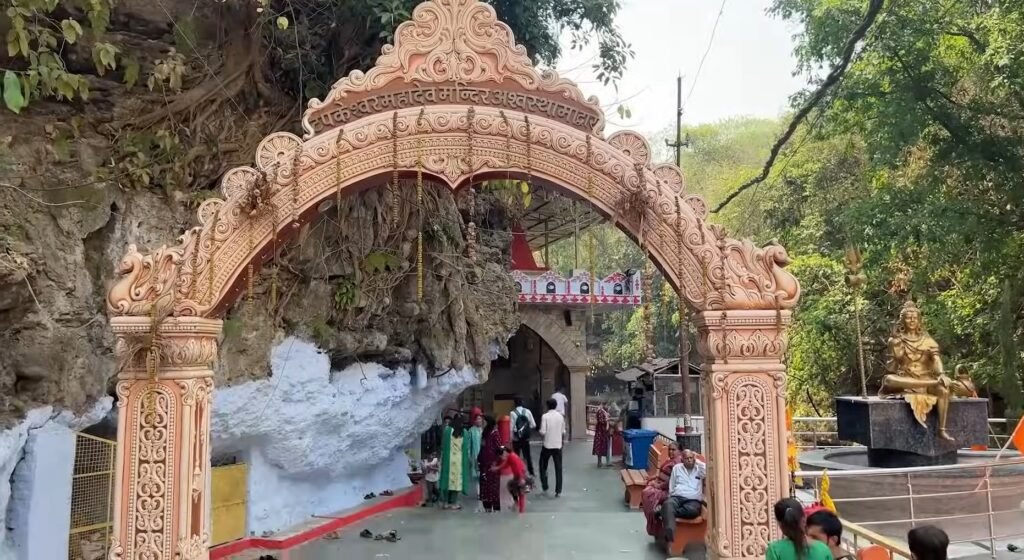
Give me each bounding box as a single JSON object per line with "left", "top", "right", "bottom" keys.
{"left": 665, "top": 74, "right": 693, "bottom": 423}
{"left": 664, "top": 73, "right": 690, "bottom": 166}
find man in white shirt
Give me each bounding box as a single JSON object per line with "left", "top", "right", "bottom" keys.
{"left": 551, "top": 387, "right": 568, "bottom": 417}
{"left": 509, "top": 397, "right": 537, "bottom": 475}
{"left": 662, "top": 449, "right": 706, "bottom": 544}
{"left": 538, "top": 398, "right": 566, "bottom": 497}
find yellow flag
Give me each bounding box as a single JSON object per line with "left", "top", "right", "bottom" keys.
{"left": 820, "top": 469, "right": 837, "bottom": 514}
{"left": 786, "top": 406, "right": 802, "bottom": 486}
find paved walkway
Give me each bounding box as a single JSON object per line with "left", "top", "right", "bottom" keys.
{"left": 272, "top": 441, "right": 692, "bottom": 560}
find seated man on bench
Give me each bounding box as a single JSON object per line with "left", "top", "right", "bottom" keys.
{"left": 662, "top": 449, "right": 706, "bottom": 546}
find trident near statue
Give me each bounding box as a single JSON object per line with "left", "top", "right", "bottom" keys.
{"left": 878, "top": 301, "right": 976, "bottom": 441}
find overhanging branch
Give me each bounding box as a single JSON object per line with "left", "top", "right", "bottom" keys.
{"left": 711, "top": 0, "right": 886, "bottom": 214}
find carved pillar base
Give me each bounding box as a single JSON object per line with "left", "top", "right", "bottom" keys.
{"left": 568, "top": 366, "right": 588, "bottom": 440}
{"left": 109, "top": 316, "right": 221, "bottom": 560}
{"left": 696, "top": 310, "right": 790, "bottom": 560}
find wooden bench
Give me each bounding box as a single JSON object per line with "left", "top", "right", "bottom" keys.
{"left": 620, "top": 439, "right": 667, "bottom": 509}
{"left": 659, "top": 505, "right": 709, "bottom": 557}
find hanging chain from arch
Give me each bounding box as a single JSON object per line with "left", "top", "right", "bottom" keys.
{"left": 390, "top": 111, "right": 400, "bottom": 229}
{"left": 416, "top": 108, "right": 426, "bottom": 302}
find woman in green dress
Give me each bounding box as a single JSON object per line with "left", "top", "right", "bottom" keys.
{"left": 438, "top": 414, "right": 472, "bottom": 510}
{"left": 766, "top": 498, "right": 834, "bottom": 560}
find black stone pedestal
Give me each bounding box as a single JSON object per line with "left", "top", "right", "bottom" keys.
{"left": 836, "top": 396, "right": 988, "bottom": 468}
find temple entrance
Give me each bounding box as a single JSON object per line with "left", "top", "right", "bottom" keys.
{"left": 480, "top": 326, "right": 564, "bottom": 427}
{"left": 101, "top": 1, "right": 800, "bottom": 558}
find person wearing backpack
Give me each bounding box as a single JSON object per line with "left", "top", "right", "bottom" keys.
{"left": 509, "top": 397, "right": 537, "bottom": 476}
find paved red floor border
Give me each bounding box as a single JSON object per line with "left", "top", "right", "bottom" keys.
{"left": 210, "top": 485, "right": 422, "bottom": 559}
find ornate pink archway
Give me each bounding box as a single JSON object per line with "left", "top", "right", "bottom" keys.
{"left": 104, "top": 1, "right": 799, "bottom": 558}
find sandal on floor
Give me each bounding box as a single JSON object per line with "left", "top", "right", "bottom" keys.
{"left": 381, "top": 490, "right": 394, "bottom": 496}
{"left": 374, "top": 533, "right": 385, "bottom": 541}
{"left": 385, "top": 530, "right": 400, "bottom": 542}
{"left": 323, "top": 531, "right": 341, "bottom": 540}
{"left": 359, "top": 529, "right": 373, "bottom": 539}
{"left": 363, "top": 492, "right": 376, "bottom": 500}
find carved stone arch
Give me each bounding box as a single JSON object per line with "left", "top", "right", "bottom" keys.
{"left": 518, "top": 308, "right": 589, "bottom": 370}
{"left": 106, "top": 106, "right": 799, "bottom": 319}
{"left": 103, "top": 1, "right": 800, "bottom": 558}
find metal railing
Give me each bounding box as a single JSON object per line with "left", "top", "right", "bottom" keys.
{"left": 796, "top": 455, "right": 1024, "bottom": 559}
{"left": 791, "top": 417, "right": 1011, "bottom": 450}
{"left": 68, "top": 432, "right": 115, "bottom": 560}
{"left": 840, "top": 518, "right": 913, "bottom": 560}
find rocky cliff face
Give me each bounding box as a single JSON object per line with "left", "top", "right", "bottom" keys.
{"left": 0, "top": 145, "right": 518, "bottom": 425}
{"left": 0, "top": 0, "right": 520, "bottom": 426}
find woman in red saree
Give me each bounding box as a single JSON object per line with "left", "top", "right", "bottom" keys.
{"left": 477, "top": 415, "right": 503, "bottom": 512}
{"left": 592, "top": 404, "right": 610, "bottom": 467}
{"left": 641, "top": 442, "right": 683, "bottom": 536}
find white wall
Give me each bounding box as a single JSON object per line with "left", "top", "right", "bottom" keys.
{"left": 0, "top": 335, "right": 482, "bottom": 554}
{"left": 0, "top": 398, "right": 112, "bottom": 560}
{"left": 641, "top": 416, "right": 707, "bottom": 451}
{"left": 211, "top": 337, "right": 480, "bottom": 536}
{"left": 10, "top": 424, "right": 75, "bottom": 560}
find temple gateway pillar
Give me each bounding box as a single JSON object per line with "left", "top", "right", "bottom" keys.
{"left": 108, "top": 316, "right": 221, "bottom": 560}
{"left": 695, "top": 310, "right": 791, "bottom": 560}
{"left": 568, "top": 365, "right": 589, "bottom": 440}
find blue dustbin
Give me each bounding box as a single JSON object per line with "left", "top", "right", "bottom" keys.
{"left": 622, "top": 428, "right": 659, "bottom": 469}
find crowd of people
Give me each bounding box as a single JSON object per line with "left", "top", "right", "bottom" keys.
{"left": 421, "top": 389, "right": 570, "bottom": 513}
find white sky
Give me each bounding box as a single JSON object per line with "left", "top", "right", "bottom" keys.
{"left": 553, "top": 0, "right": 807, "bottom": 136}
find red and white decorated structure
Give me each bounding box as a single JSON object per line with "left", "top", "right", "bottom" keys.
{"left": 508, "top": 226, "right": 642, "bottom": 307}
{"left": 512, "top": 269, "right": 641, "bottom": 306}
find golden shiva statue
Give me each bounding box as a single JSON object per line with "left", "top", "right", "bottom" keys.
{"left": 878, "top": 300, "right": 976, "bottom": 441}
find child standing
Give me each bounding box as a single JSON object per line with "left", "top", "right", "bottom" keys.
{"left": 422, "top": 453, "right": 440, "bottom": 506}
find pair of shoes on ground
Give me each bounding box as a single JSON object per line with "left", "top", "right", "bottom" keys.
{"left": 359, "top": 528, "right": 400, "bottom": 542}
{"left": 363, "top": 490, "right": 395, "bottom": 500}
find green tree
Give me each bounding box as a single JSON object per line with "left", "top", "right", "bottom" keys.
{"left": 698, "top": 0, "right": 1024, "bottom": 414}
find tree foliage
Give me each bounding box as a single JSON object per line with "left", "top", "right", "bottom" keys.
{"left": 702, "top": 0, "right": 1024, "bottom": 416}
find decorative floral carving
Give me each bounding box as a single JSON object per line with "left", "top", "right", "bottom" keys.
{"left": 698, "top": 328, "right": 788, "bottom": 361}
{"left": 107, "top": 538, "right": 124, "bottom": 560}
{"left": 653, "top": 163, "right": 685, "bottom": 194}
{"left": 607, "top": 131, "right": 650, "bottom": 166}
{"left": 220, "top": 167, "right": 260, "bottom": 200}
{"left": 729, "top": 377, "right": 774, "bottom": 558}
{"left": 685, "top": 194, "right": 709, "bottom": 220}
{"left": 256, "top": 132, "right": 303, "bottom": 171}
{"left": 112, "top": 318, "right": 221, "bottom": 374}
{"left": 175, "top": 534, "right": 208, "bottom": 560}
{"left": 126, "top": 385, "right": 174, "bottom": 560}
